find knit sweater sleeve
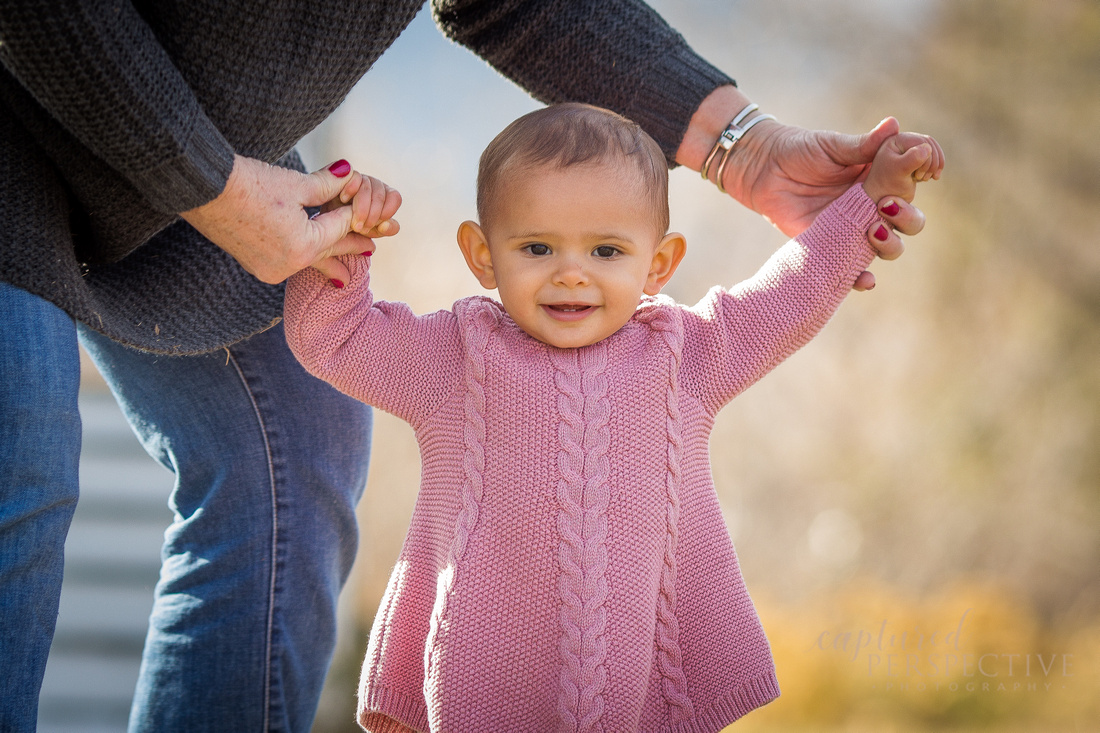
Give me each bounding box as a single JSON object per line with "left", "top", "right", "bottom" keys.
{"left": 679, "top": 185, "right": 881, "bottom": 414}
{"left": 430, "top": 0, "right": 733, "bottom": 164}
{"left": 0, "top": 0, "right": 234, "bottom": 214}
{"left": 283, "top": 256, "right": 464, "bottom": 427}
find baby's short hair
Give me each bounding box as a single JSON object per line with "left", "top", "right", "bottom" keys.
{"left": 477, "top": 103, "right": 670, "bottom": 234}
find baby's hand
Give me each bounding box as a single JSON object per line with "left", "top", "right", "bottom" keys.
{"left": 859, "top": 132, "right": 943, "bottom": 267}
{"left": 315, "top": 168, "right": 402, "bottom": 287}
{"left": 327, "top": 170, "right": 403, "bottom": 242}
{"left": 862, "top": 133, "right": 943, "bottom": 204}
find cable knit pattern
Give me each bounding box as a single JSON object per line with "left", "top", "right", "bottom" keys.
{"left": 422, "top": 300, "right": 496, "bottom": 707}
{"left": 646, "top": 305, "right": 696, "bottom": 723}
{"left": 550, "top": 345, "right": 613, "bottom": 732}
{"left": 283, "top": 184, "right": 881, "bottom": 732}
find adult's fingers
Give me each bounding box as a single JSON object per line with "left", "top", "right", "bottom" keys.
{"left": 311, "top": 255, "right": 352, "bottom": 289}
{"left": 855, "top": 116, "right": 901, "bottom": 163}
{"left": 332, "top": 231, "right": 377, "bottom": 257}
{"left": 823, "top": 116, "right": 901, "bottom": 169}
{"left": 300, "top": 160, "right": 363, "bottom": 255}
{"left": 878, "top": 197, "right": 926, "bottom": 237}
{"left": 310, "top": 238, "right": 375, "bottom": 287}
{"left": 866, "top": 195, "right": 929, "bottom": 265}
{"left": 306, "top": 159, "right": 355, "bottom": 207}
{"left": 309, "top": 203, "right": 356, "bottom": 255}
{"left": 853, "top": 270, "right": 876, "bottom": 292}
{"left": 869, "top": 220, "right": 904, "bottom": 261}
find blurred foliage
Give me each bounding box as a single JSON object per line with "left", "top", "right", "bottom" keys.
{"left": 720, "top": 0, "right": 1100, "bottom": 728}
{"left": 860, "top": 0, "right": 1100, "bottom": 617}
{"left": 732, "top": 579, "right": 1100, "bottom": 732}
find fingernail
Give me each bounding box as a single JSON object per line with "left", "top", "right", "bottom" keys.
{"left": 330, "top": 278, "right": 344, "bottom": 288}
{"left": 867, "top": 281, "right": 876, "bottom": 290}
{"left": 328, "top": 159, "right": 351, "bottom": 177}
{"left": 360, "top": 251, "right": 372, "bottom": 257}
{"left": 874, "top": 225, "right": 890, "bottom": 242}
{"left": 377, "top": 220, "right": 391, "bottom": 234}
{"left": 880, "top": 200, "right": 901, "bottom": 217}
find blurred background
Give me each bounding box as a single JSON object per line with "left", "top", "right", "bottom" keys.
{"left": 49, "top": 0, "right": 1098, "bottom": 731}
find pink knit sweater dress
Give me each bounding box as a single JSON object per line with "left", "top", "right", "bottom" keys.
{"left": 283, "top": 185, "right": 880, "bottom": 732}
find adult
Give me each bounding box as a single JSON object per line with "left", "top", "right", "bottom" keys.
{"left": 0, "top": 0, "right": 934, "bottom": 730}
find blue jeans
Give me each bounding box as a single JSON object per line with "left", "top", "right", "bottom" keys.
{"left": 0, "top": 282, "right": 372, "bottom": 732}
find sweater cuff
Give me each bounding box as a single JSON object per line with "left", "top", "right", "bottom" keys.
{"left": 829, "top": 184, "right": 882, "bottom": 232}
{"left": 800, "top": 184, "right": 881, "bottom": 271}
{"left": 627, "top": 43, "right": 735, "bottom": 166}
{"left": 130, "top": 110, "right": 235, "bottom": 214}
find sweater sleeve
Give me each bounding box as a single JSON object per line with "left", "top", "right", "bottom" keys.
{"left": 0, "top": 0, "right": 234, "bottom": 214}
{"left": 283, "top": 256, "right": 465, "bottom": 427}
{"left": 430, "top": 0, "right": 733, "bottom": 164}
{"left": 679, "top": 185, "right": 881, "bottom": 414}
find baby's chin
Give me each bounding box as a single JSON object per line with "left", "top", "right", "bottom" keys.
{"left": 533, "top": 334, "right": 608, "bottom": 349}
{"left": 518, "top": 320, "right": 630, "bottom": 350}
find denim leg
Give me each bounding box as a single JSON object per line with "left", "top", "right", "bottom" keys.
{"left": 78, "top": 322, "right": 372, "bottom": 733}
{"left": 0, "top": 283, "right": 82, "bottom": 733}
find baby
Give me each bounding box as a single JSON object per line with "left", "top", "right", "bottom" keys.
{"left": 284, "top": 103, "right": 939, "bottom": 732}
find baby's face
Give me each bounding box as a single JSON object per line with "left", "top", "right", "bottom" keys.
{"left": 471, "top": 161, "right": 677, "bottom": 349}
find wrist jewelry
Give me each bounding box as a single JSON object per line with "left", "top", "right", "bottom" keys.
{"left": 700, "top": 103, "right": 777, "bottom": 194}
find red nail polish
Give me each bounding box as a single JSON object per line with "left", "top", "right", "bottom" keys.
{"left": 880, "top": 201, "right": 901, "bottom": 217}
{"left": 330, "top": 278, "right": 344, "bottom": 288}
{"left": 360, "top": 251, "right": 372, "bottom": 257}
{"left": 328, "top": 159, "right": 351, "bottom": 177}
{"left": 874, "top": 225, "right": 890, "bottom": 242}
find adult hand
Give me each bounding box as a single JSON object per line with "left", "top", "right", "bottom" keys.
{"left": 726, "top": 119, "right": 943, "bottom": 234}
{"left": 677, "top": 86, "right": 944, "bottom": 291}
{"left": 180, "top": 155, "right": 370, "bottom": 285}
{"left": 731, "top": 118, "right": 885, "bottom": 292}
{"left": 855, "top": 194, "right": 928, "bottom": 290}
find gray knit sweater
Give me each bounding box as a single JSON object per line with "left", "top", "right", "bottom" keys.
{"left": 0, "top": 0, "right": 731, "bottom": 354}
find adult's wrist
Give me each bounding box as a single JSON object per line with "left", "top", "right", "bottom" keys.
{"left": 676, "top": 85, "right": 782, "bottom": 205}
{"left": 180, "top": 154, "right": 243, "bottom": 221}
{"left": 136, "top": 114, "right": 235, "bottom": 215}
{"left": 674, "top": 85, "right": 754, "bottom": 171}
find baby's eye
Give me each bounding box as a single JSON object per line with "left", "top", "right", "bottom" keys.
{"left": 593, "top": 245, "right": 620, "bottom": 259}
{"left": 524, "top": 243, "right": 551, "bottom": 256}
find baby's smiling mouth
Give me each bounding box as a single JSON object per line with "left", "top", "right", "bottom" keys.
{"left": 546, "top": 304, "right": 592, "bottom": 312}
{"left": 541, "top": 303, "right": 596, "bottom": 321}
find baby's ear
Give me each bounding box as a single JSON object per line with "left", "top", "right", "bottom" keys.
{"left": 644, "top": 232, "right": 687, "bottom": 296}
{"left": 457, "top": 220, "right": 497, "bottom": 290}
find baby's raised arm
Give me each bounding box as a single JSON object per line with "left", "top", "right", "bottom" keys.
{"left": 679, "top": 131, "right": 942, "bottom": 413}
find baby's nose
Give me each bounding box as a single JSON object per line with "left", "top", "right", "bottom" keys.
{"left": 553, "top": 258, "right": 588, "bottom": 286}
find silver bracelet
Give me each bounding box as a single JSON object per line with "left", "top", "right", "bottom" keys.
{"left": 700, "top": 103, "right": 777, "bottom": 194}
